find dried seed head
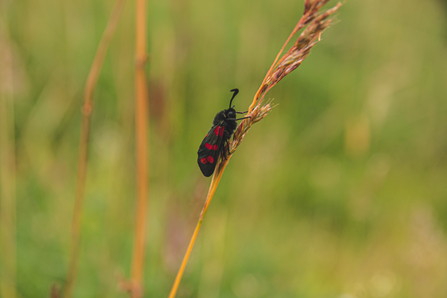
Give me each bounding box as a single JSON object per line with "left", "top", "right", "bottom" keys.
{"left": 255, "top": 2, "right": 341, "bottom": 99}
{"left": 304, "top": 0, "right": 331, "bottom": 17}
{"left": 227, "top": 1, "right": 341, "bottom": 158}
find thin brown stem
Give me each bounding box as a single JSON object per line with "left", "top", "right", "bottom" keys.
{"left": 130, "top": 0, "right": 149, "bottom": 295}
{"left": 168, "top": 158, "right": 231, "bottom": 298}
{"left": 63, "top": 0, "right": 127, "bottom": 297}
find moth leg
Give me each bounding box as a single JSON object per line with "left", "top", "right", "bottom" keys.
{"left": 221, "top": 130, "right": 232, "bottom": 161}
{"left": 228, "top": 116, "right": 251, "bottom": 121}
{"left": 221, "top": 144, "right": 231, "bottom": 160}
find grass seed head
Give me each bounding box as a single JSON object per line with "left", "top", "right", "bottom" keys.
{"left": 227, "top": 1, "right": 341, "bottom": 159}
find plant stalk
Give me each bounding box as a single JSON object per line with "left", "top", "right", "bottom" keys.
{"left": 63, "top": 0, "right": 127, "bottom": 297}
{"left": 168, "top": 158, "right": 231, "bottom": 298}
{"left": 130, "top": 0, "right": 149, "bottom": 295}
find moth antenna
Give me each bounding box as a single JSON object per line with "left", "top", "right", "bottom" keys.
{"left": 229, "top": 88, "right": 239, "bottom": 108}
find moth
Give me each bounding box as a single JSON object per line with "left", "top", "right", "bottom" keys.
{"left": 197, "top": 89, "right": 246, "bottom": 177}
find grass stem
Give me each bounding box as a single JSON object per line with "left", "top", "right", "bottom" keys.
{"left": 130, "top": 0, "right": 150, "bottom": 296}
{"left": 63, "top": 0, "right": 127, "bottom": 297}
{"left": 168, "top": 159, "right": 230, "bottom": 298}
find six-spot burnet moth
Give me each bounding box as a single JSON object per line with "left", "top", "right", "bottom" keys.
{"left": 197, "top": 89, "right": 247, "bottom": 177}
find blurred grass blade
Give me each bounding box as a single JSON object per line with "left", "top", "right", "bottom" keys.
{"left": 62, "top": 0, "right": 127, "bottom": 297}
{"left": 0, "top": 30, "right": 17, "bottom": 298}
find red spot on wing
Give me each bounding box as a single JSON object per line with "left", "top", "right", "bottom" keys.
{"left": 214, "top": 126, "right": 221, "bottom": 136}
{"left": 200, "top": 156, "right": 215, "bottom": 164}
{"left": 205, "top": 143, "right": 219, "bottom": 150}
{"left": 219, "top": 127, "right": 224, "bottom": 137}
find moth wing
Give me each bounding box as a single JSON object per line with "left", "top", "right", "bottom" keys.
{"left": 197, "top": 126, "right": 224, "bottom": 177}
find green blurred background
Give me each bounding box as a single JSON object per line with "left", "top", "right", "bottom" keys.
{"left": 1, "top": 0, "right": 447, "bottom": 297}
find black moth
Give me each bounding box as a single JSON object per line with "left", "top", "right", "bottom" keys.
{"left": 197, "top": 89, "right": 245, "bottom": 177}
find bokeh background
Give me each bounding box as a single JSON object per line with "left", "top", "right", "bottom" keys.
{"left": 2, "top": 0, "right": 447, "bottom": 297}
